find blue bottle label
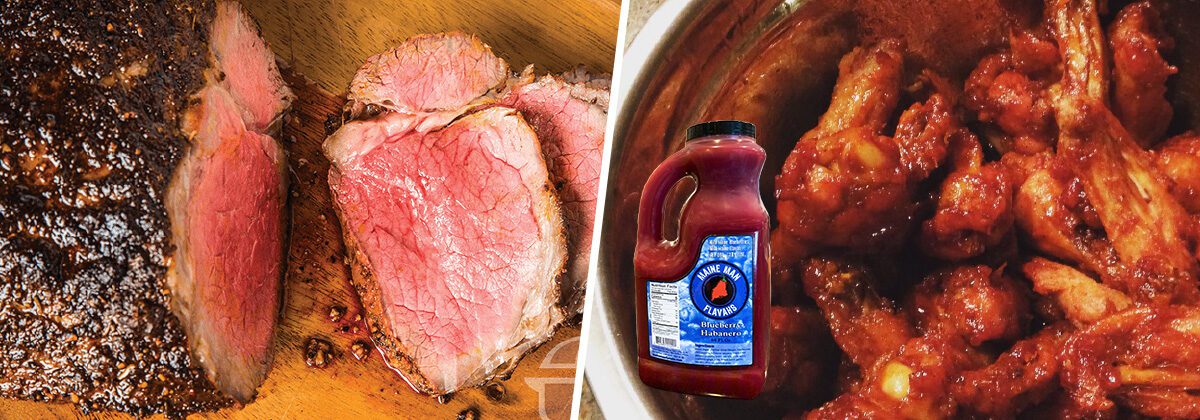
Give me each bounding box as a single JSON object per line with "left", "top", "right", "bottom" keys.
{"left": 647, "top": 233, "right": 756, "bottom": 367}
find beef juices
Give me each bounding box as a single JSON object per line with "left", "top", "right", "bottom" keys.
{"left": 635, "top": 121, "right": 770, "bottom": 399}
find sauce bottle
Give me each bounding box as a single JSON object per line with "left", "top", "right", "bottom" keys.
{"left": 635, "top": 120, "right": 770, "bottom": 399}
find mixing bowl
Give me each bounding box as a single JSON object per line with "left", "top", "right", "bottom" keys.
{"left": 586, "top": 0, "right": 1200, "bottom": 417}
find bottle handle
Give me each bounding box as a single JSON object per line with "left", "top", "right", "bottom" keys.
{"left": 638, "top": 154, "right": 693, "bottom": 245}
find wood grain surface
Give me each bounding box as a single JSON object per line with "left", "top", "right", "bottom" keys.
{"left": 0, "top": 0, "right": 618, "bottom": 418}
{"left": 243, "top": 0, "right": 620, "bottom": 93}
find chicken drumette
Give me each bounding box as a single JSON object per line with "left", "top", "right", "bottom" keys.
{"left": 772, "top": 40, "right": 955, "bottom": 266}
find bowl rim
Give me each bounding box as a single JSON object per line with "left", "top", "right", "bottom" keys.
{"left": 582, "top": 0, "right": 698, "bottom": 418}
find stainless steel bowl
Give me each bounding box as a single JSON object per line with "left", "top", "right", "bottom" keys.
{"left": 587, "top": 0, "right": 1200, "bottom": 417}
{"left": 588, "top": 1, "right": 852, "bottom": 416}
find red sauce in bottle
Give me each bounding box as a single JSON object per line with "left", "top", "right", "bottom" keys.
{"left": 635, "top": 121, "right": 770, "bottom": 399}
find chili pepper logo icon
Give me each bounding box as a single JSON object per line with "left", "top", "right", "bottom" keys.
{"left": 704, "top": 275, "right": 734, "bottom": 306}
{"left": 690, "top": 261, "right": 749, "bottom": 319}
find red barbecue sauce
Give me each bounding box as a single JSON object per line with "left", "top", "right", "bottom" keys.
{"left": 635, "top": 121, "right": 770, "bottom": 399}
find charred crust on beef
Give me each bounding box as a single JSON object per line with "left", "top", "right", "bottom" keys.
{"left": 0, "top": 0, "right": 230, "bottom": 415}
{"left": 2, "top": 0, "right": 292, "bottom": 414}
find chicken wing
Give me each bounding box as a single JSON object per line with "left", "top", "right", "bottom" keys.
{"left": 808, "top": 265, "right": 1021, "bottom": 419}
{"left": 963, "top": 31, "right": 1059, "bottom": 154}
{"left": 1109, "top": 1, "right": 1176, "bottom": 147}
{"left": 806, "top": 331, "right": 983, "bottom": 420}
{"left": 919, "top": 131, "right": 1015, "bottom": 260}
{"left": 906, "top": 265, "right": 1029, "bottom": 346}
{"left": 1013, "top": 162, "right": 1123, "bottom": 282}
{"left": 774, "top": 40, "right": 955, "bottom": 267}
{"left": 951, "top": 325, "right": 1070, "bottom": 417}
{"left": 1061, "top": 306, "right": 1200, "bottom": 418}
{"left": 800, "top": 257, "right": 916, "bottom": 368}
{"left": 1050, "top": 0, "right": 1200, "bottom": 305}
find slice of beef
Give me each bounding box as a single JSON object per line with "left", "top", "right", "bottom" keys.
{"left": 325, "top": 32, "right": 592, "bottom": 394}
{"left": 209, "top": 1, "right": 294, "bottom": 133}
{"left": 166, "top": 2, "right": 292, "bottom": 403}
{"left": 345, "top": 32, "right": 509, "bottom": 132}
{"left": 500, "top": 68, "right": 609, "bottom": 315}
{"left": 0, "top": 1, "right": 289, "bottom": 414}
{"left": 325, "top": 107, "right": 566, "bottom": 393}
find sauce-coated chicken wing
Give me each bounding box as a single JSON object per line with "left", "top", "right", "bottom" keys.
{"left": 773, "top": 41, "right": 958, "bottom": 267}
{"left": 1109, "top": 1, "right": 1176, "bottom": 146}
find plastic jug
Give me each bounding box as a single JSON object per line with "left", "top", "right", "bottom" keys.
{"left": 634, "top": 120, "right": 771, "bottom": 399}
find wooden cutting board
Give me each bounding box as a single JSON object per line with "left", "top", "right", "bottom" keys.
{"left": 243, "top": 0, "right": 621, "bottom": 94}
{"left": 0, "top": 1, "right": 618, "bottom": 418}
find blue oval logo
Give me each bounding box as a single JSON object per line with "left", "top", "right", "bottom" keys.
{"left": 690, "top": 261, "right": 748, "bottom": 320}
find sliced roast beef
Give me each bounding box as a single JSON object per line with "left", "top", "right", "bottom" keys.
{"left": 500, "top": 68, "right": 609, "bottom": 315}
{"left": 0, "top": 1, "right": 289, "bottom": 414}
{"left": 326, "top": 107, "right": 565, "bottom": 393}
{"left": 325, "top": 32, "right": 615, "bottom": 394}
{"left": 167, "top": 84, "right": 287, "bottom": 403}
{"left": 345, "top": 32, "right": 509, "bottom": 132}
{"left": 209, "top": 1, "right": 294, "bottom": 133}
{"left": 167, "top": 1, "right": 292, "bottom": 403}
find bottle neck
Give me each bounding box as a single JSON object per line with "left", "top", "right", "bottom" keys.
{"left": 686, "top": 134, "right": 757, "bottom": 145}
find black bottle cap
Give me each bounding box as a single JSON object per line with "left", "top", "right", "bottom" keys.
{"left": 686, "top": 120, "right": 756, "bottom": 141}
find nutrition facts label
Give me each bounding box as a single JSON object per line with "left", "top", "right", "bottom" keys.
{"left": 648, "top": 282, "right": 680, "bottom": 349}
{"left": 646, "top": 233, "right": 756, "bottom": 367}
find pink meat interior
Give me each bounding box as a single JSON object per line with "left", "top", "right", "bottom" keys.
{"left": 347, "top": 32, "right": 508, "bottom": 115}
{"left": 209, "top": 1, "right": 293, "bottom": 132}
{"left": 501, "top": 75, "right": 607, "bottom": 311}
{"left": 327, "top": 107, "right": 563, "bottom": 390}
{"left": 164, "top": 1, "right": 291, "bottom": 402}
{"left": 183, "top": 87, "right": 284, "bottom": 401}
